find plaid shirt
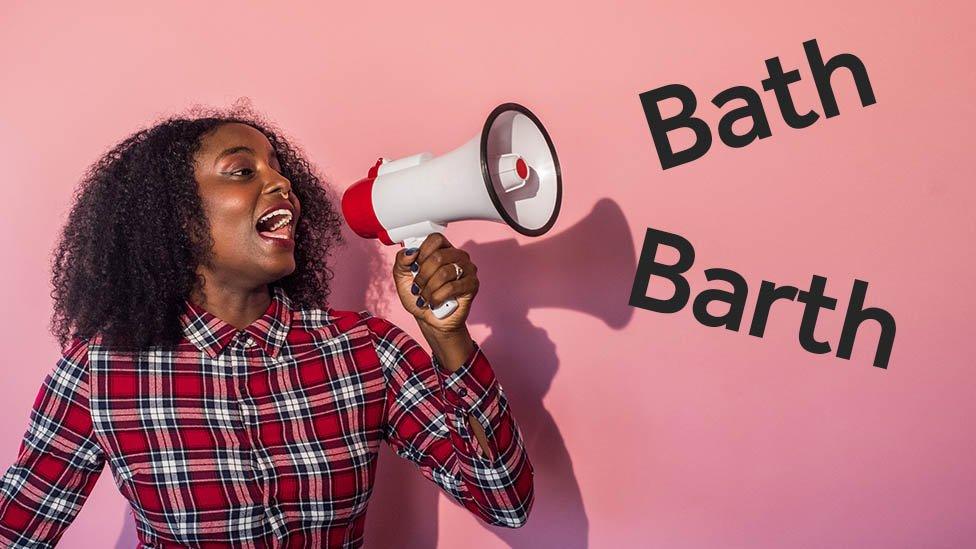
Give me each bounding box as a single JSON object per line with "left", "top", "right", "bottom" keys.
{"left": 0, "top": 286, "right": 534, "bottom": 547}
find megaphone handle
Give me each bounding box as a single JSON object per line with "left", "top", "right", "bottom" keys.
{"left": 403, "top": 235, "right": 459, "bottom": 320}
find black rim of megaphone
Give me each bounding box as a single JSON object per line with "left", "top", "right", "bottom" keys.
{"left": 480, "top": 102, "right": 562, "bottom": 237}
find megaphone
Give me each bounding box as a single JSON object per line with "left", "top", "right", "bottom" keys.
{"left": 341, "top": 102, "right": 563, "bottom": 319}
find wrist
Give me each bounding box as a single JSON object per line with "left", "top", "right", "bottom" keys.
{"left": 419, "top": 320, "right": 471, "bottom": 343}
{"left": 418, "top": 323, "right": 475, "bottom": 372}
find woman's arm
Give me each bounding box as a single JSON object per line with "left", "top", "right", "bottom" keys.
{"left": 0, "top": 337, "right": 106, "bottom": 547}
{"left": 372, "top": 315, "right": 535, "bottom": 528}
{"left": 381, "top": 232, "right": 535, "bottom": 526}
{"left": 417, "top": 323, "right": 494, "bottom": 459}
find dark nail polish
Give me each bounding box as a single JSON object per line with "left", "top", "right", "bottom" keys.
{"left": 410, "top": 282, "right": 419, "bottom": 295}
{"left": 416, "top": 296, "right": 425, "bottom": 307}
{"left": 410, "top": 262, "right": 418, "bottom": 273}
{"left": 405, "top": 247, "right": 418, "bottom": 256}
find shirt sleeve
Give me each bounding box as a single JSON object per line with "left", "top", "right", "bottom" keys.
{"left": 0, "top": 337, "right": 106, "bottom": 548}
{"left": 367, "top": 315, "right": 535, "bottom": 528}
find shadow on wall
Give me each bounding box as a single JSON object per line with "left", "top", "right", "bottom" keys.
{"left": 113, "top": 199, "right": 634, "bottom": 549}
{"left": 365, "top": 198, "right": 635, "bottom": 549}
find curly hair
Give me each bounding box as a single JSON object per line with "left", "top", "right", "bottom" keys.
{"left": 49, "top": 100, "right": 344, "bottom": 351}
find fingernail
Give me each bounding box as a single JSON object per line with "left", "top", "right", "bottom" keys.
{"left": 410, "top": 262, "right": 418, "bottom": 273}
{"left": 416, "top": 296, "right": 425, "bottom": 307}
{"left": 405, "top": 247, "right": 418, "bottom": 256}
{"left": 410, "top": 282, "right": 419, "bottom": 295}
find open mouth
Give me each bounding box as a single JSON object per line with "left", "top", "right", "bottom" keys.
{"left": 256, "top": 208, "right": 294, "bottom": 240}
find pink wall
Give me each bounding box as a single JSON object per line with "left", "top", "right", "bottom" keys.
{"left": 1, "top": 1, "right": 973, "bottom": 547}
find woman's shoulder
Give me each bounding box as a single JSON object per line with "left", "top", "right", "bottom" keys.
{"left": 292, "top": 304, "right": 398, "bottom": 338}
{"left": 61, "top": 334, "right": 93, "bottom": 360}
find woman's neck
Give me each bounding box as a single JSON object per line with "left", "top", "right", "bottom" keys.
{"left": 189, "top": 281, "right": 272, "bottom": 330}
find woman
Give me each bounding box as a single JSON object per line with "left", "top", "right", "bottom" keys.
{"left": 0, "top": 104, "right": 534, "bottom": 547}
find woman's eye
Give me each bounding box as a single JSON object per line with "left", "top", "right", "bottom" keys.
{"left": 229, "top": 168, "right": 254, "bottom": 177}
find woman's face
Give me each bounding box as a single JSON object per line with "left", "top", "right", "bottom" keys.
{"left": 192, "top": 122, "right": 301, "bottom": 290}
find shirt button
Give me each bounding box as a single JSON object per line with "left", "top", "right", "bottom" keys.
{"left": 457, "top": 387, "right": 468, "bottom": 397}
{"left": 245, "top": 338, "right": 255, "bottom": 348}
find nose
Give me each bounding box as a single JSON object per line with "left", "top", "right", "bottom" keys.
{"left": 265, "top": 172, "right": 293, "bottom": 199}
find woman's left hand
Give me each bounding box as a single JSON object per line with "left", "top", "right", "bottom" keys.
{"left": 393, "top": 232, "right": 479, "bottom": 334}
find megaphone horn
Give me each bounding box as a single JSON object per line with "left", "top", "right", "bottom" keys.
{"left": 341, "top": 102, "right": 563, "bottom": 319}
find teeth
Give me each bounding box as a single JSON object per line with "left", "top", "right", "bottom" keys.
{"left": 259, "top": 208, "right": 292, "bottom": 222}
{"left": 259, "top": 208, "right": 291, "bottom": 222}
{"left": 258, "top": 208, "right": 293, "bottom": 231}
{"left": 269, "top": 217, "right": 290, "bottom": 231}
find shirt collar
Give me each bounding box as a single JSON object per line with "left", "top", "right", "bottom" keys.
{"left": 179, "top": 285, "right": 293, "bottom": 359}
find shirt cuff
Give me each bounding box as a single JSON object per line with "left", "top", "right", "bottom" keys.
{"left": 431, "top": 342, "right": 497, "bottom": 414}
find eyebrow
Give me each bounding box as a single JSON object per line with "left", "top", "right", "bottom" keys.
{"left": 213, "top": 146, "right": 280, "bottom": 167}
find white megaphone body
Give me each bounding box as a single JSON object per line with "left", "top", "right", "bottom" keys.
{"left": 342, "top": 102, "right": 562, "bottom": 319}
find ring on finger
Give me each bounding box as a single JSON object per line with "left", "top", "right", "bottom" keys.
{"left": 452, "top": 262, "right": 463, "bottom": 281}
